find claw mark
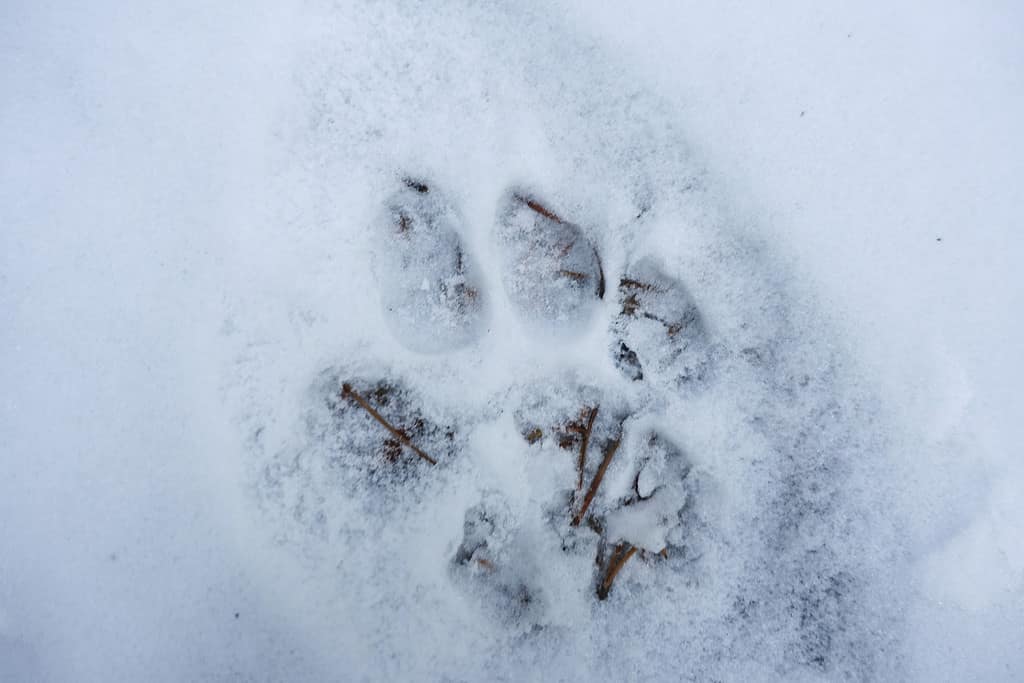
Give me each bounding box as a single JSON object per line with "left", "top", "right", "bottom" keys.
{"left": 614, "top": 342, "right": 643, "bottom": 381}
{"left": 597, "top": 543, "right": 637, "bottom": 600}
{"left": 403, "top": 178, "right": 429, "bottom": 193}
{"left": 633, "top": 470, "right": 645, "bottom": 500}
{"left": 572, "top": 427, "right": 623, "bottom": 527}
{"left": 341, "top": 383, "right": 437, "bottom": 465}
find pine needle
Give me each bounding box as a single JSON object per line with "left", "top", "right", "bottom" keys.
{"left": 515, "top": 193, "right": 564, "bottom": 223}
{"left": 619, "top": 277, "right": 658, "bottom": 291}
{"left": 557, "top": 269, "right": 588, "bottom": 282}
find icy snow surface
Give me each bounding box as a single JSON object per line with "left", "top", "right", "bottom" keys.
{"left": 2, "top": 0, "right": 1022, "bottom": 681}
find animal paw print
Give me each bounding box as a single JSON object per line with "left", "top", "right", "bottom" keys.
{"left": 373, "top": 178, "right": 485, "bottom": 353}
{"left": 311, "top": 175, "right": 711, "bottom": 619}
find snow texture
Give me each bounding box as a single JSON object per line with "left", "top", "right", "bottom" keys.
{"left": 495, "top": 190, "right": 605, "bottom": 328}
{"left": 2, "top": 0, "right": 1022, "bottom": 681}
{"left": 374, "top": 179, "right": 485, "bottom": 353}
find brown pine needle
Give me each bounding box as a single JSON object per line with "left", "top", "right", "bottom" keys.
{"left": 572, "top": 432, "right": 622, "bottom": 527}
{"left": 341, "top": 383, "right": 437, "bottom": 465}
{"left": 557, "top": 269, "right": 587, "bottom": 282}
{"left": 619, "top": 277, "right": 657, "bottom": 291}
{"left": 514, "top": 193, "right": 564, "bottom": 223}
{"left": 598, "top": 543, "right": 637, "bottom": 600}
{"left": 576, "top": 406, "right": 598, "bottom": 496}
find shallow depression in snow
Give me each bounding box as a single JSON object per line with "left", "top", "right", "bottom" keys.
{"left": 221, "top": 2, "right": 909, "bottom": 680}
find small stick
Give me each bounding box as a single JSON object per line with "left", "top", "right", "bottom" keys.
{"left": 557, "top": 269, "right": 588, "bottom": 282}
{"left": 576, "top": 406, "right": 598, "bottom": 496}
{"left": 598, "top": 543, "right": 637, "bottom": 600}
{"left": 619, "top": 277, "right": 659, "bottom": 292}
{"left": 572, "top": 431, "right": 622, "bottom": 527}
{"left": 641, "top": 311, "right": 682, "bottom": 335}
{"left": 514, "top": 193, "right": 563, "bottom": 223}
{"left": 341, "top": 383, "right": 437, "bottom": 465}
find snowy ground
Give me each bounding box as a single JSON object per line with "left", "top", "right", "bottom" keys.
{"left": 2, "top": 1, "right": 1022, "bottom": 681}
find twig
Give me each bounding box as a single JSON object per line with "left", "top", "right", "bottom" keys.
{"left": 619, "top": 277, "right": 657, "bottom": 291}
{"left": 641, "top": 311, "right": 682, "bottom": 335}
{"left": 514, "top": 193, "right": 563, "bottom": 223}
{"left": 557, "top": 269, "right": 588, "bottom": 282}
{"left": 572, "top": 430, "right": 622, "bottom": 527}
{"left": 576, "top": 406, "right": 598, "bottom": 496}
{"left": 341, "top": 383, "right": 437, "bottom": 465}
{"left": 597, "top": 543, "right": 637, "bottom": 600}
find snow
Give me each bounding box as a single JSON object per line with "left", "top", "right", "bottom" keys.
{"left": 494, "top": 189, "right": 604, "bottom": 328}
{"left": 374, "top": 180, "right": 485, "bottom": 353}
{"left": 2, "top": 0, "right": 1022, "bottom": 681}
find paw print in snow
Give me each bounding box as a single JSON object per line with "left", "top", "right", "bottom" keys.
{"left": 372, "top": 178, "right": 485, "bottom": 353}
{"left": 318, "top": 177, "right": 708, "bottom": 613}
{"left": 494, "top": 188, "right": 605, "bottom": 325}
{"left": 235, "top": 7, "right": 895, "bottom": 677}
